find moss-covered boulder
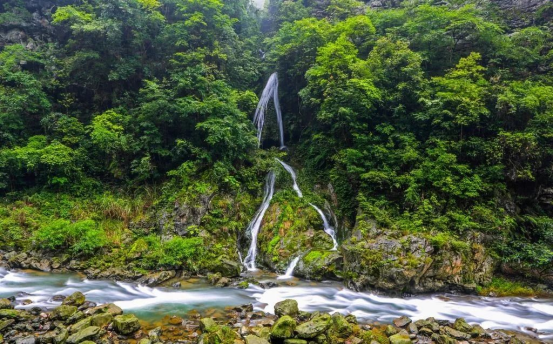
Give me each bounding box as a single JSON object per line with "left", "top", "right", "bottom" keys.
{"left": 245, "top": 335, "right": 270, "bottom": 344}
{"left": 67, "top": 326, "right": 101, "bottom": 344}
{"left": 54, "top": 328, "right": 68, "bottom": 344}
{"left": 271, "top": 315, "right": 297, "bottom": 339}
{"left": 69, "top": 317, "right": 91, "bottom": 334}
{"left": 442, "top": 326, "right": 471, "bottom": 340}
{"left": 389, "top": 333, "right": 412, "bottom": 344}
{"left": 453, "top": 318, "right": 473, "bottom": 333}
{"left": 62, "top": 292, "right": 86, "bottom": 307}
{"left": 275, "top": 299, "right": 299, "bottom": 317}
{"left": 0, "top": 309, "right": 31, "bottom": 320}
{"left": 0, "top": 299, "right": 13, "bottom": 309}
{"left": 0, "top": 319, "right": 15, "bottom": 331}
{"left": 285, "top": 340, "right": 308, "bottom": 344}
{"left": 85, "top": 303, "right": 122, "bottom": 316}
{"left": 113, "top": 314, "right": 140, "bottom": 335}
{"left": 211, "top": 258, "right": 242, "bottom": 277}
{"left": 296, "top": 313, "right": 331, "bottom": 339}
{"left": 200, "top": 318, "right": 219, "bottom": 333}
{"left": 329, "top": 313, "right": 353, "bottom": 339}
{"left": 90, "top": 312, "right": 113, "bottom": 327}
{"left": 52, "top": 305, "right": 78, "bottom": 320}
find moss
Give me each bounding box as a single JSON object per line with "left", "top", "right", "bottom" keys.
{"left": 362, "top": 328, "right": 390, "bottom": 344}
{"left": 477, "top": 277, "right": 551, "bottom": 297}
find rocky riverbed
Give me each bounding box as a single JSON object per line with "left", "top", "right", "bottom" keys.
{"left": 0, "top": 292, "right": 548, "bottom": 344}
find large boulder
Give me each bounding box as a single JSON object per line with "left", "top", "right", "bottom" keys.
{"left": 137, "top": 270, "right": 176, "bottom": 286}
{"left": 52, "top": 306, "right": 78, "bottom": 320}
{"left": 113, "top": 314, "right": 141, "bottom": 335}
{"left": 90, "top": 312, "right": 113, "bottom": 327}
{"left": 85, "top": 303, "right": 123, "bottom": 316}
{"left": 0, "top": 299, "right": 13, "bottom": 309}
{"left": 389, "top": 333, "right": 412, "bottom": 344}
{"left": 67, "top": 326, "right": 101, "bottom": 344}
{"left": 296, "top": 313, "right": 331, "bottom": 339}
{"left": 271, "top": 316, "right": 297, "bottom": 339}
{"left": 329, "top": 313, "right": 353, "bottom": 339}
{"left": 275, "top": 299, "right": 299, "bottom": 318}
{"left": 62, "top": 292, "right": 86, "bottom": 307}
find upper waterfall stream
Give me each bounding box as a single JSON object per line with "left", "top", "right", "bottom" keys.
{"left": 310, "top": 203, "right": 339, "bottom": 250}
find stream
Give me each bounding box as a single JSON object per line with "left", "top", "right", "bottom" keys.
{"left": 1, "top": 268, "right": 552, "bottom": 341}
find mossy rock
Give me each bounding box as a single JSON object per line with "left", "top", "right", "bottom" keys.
{"left": 329, "top": 313, "right": 353, "bottom": 339}
{"left": 0, "top": 299, "right": 13, "bottom": 309}
{"left": 52, "top": 305, "right": 78, "bottom": 320}
{"left": 138, "top": 339, "right": 152, "bottom": 344}
{"left": 69, "top": 317, "right": 91, "bottom": 334}
{"left": 296, "top": 313, "right": 331, "bottom": 339}
{"left": 0, "top": 309, "right": 32, "bottom": 320}
{"left": 62, "top": 292, "right": 86, "bottom": 307}
{"left": 200, "top": 318, "right": 220, "bottom": 333}
{"left": 245, "top": 335, "right": 270, "bottom": 344}
{"left": 271, "top": 315, "right": 297, "bottom": 339}
{"left": 453, "top": 318, "right": 472, "bottom": 333}
{"left": 285, "top": 340, "right": 308, "bottom": 344}
{"left": 0, "top": 319, "right": 15, "bottom": 331}
{"left": 90, "top": 312, "right": 113, "bottom": 327}
{"left": 275, "top": 299, "right": 299, "bottom": 317}
{"left": 204, "top": 325, "right": 237, "bottom": 344}
{"left": 211, "top": 258, "right": 242, "bottom": 277}
{"left": 54, "top": 328, "right": 68, "bottom": 344}
{"left": 67, "top": 326, "right": 101, "bottom": 344}
{"left": 85, "top": 303, "right": 122, "bottom": 316}
{"left": 113, "top": 314, "right": 141, "bottom": 335}
{"left": 389, "top": 333, "right": 412, "bottom": 344}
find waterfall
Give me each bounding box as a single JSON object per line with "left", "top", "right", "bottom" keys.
{"left": 310, "top": 204, "right": 339, "bottom": 251}
{"left": 244, "top": 172, "right": 276, "bottom": 270}
{"left": 253, "top": 73, "right": 285, "bottom": 149}
{"left": 277, "top": 256, "right": 301, "bottom": 280}
{"left": 276, "top": 158, "right": 303, "bottom": 198}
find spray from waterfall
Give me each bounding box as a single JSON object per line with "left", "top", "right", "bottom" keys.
{"left": 276, "top": 158, "right": 303, "bottom": 198}
{"left": 254, "top": 73, "right": 285, "bottom": 149}
{"left": 310, "top": 204, "right": 338, "bottom": 251}
{"left": 244, "top": 172, "right": 276, "bottom": 270}
{"left": 277, "top": 256, "right": 301, "bottom": 280}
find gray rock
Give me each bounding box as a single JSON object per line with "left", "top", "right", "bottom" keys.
{"left": 274, "top": 299, "right": 299, "bottom": 318}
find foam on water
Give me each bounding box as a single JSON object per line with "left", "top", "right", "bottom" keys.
{"left": 1, "top": 268, "right": 552, "bottom": 341}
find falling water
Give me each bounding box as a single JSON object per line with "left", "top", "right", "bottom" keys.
{"left": 253, "top": 73, "right": 285, "bottom": 149}
{"left": 310, "top": 204, "right": 339, "bottom": 251}
{"left": 276, "top": 158, "right": 303, "bottom": 198}
{"left": 277, "top": 256, "right": 301, "bottom": 280}
{"left": 244, "top": 172, "right": 276, "bottom": 270}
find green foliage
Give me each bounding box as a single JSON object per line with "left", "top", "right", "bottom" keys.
{"left": 33, "top": 219, "right": 107, "bottom": 256}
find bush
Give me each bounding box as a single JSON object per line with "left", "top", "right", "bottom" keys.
{"left": 159, "top": 237, "right": 205, "bottom": 270}
{"left": 33, "top": 219, "right": 107, "bottom": 255}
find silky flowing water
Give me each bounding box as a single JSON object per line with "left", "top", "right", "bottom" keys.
{"left": 1, "top": 268, "right": 552, "bottom": 341}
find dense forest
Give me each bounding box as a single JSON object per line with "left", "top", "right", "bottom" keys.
{"left": 1, "top": 0, "right": 552, "bottom": 293}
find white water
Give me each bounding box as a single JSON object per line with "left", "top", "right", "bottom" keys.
{"left": 1, "top": 268, "right": 552, "bottom": 341}
{"left": 244, "top": 172, "right": 276, "bottom": 270}
{"left": 310, "top": 203, "right": 339, "bottom": 251}
{"left": 253, "top": 73, "right": 285, "bottom": 149}
{"left": 277, "top": 257, "right": 301, "bottom": 280}
{"left": 276, "top": 158, "right": 303, "bottom": 198}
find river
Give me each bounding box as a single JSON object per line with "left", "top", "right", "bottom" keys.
{"left": 0, "top": 268, "right": 552, "bottom": 342}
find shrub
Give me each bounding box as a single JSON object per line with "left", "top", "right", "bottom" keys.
{"left": 159, "top": 237, "right": 205, "bottom": 270}
{"left": 33, "top": 219, "right": 106, "bottom": 255}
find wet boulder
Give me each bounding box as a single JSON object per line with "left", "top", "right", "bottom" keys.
{"left": 453, "top": 318, "right": 472, "bottom": 333}
{"left": 0, "top": 309, "right": 32, "bottom": 321}
{"left": 329, "top": 313, "right": 353, "bottom": 339}
{"left": 113, "top": 314, "right": 141, "bottom": 335}
{"left": 66, "top": 326, "right": 101, "bottom": 344}
{"left": 393, "top": 316, "right": 412, "bottom": 328}
{"left": 62, "top": 292, "right": 86, "bottom": 307}
{"left": 69, "top": 317, "right": 91, "bottom": 334}
{"left": 275, "top": 299, "right": 299, "bottom": 317}
{"left": 295, "top": 313, "right": 331, "bottom": 339}
{"left": 90, "top": 312, "right": 113, "bottom": 327}
{"left": 85, "top": 303, "right": 122, "bottom": 316}
{"left": 211, "top": 258, "right": 242, "bottom": 278}
{"left": 271, "top": 316, "right": 297, "bottom": 339}
{"left": 0, "top": 298, "right": 13, "bottom": 309}
{"left": 52, "top": 305, "right": 78, "bottom": 321}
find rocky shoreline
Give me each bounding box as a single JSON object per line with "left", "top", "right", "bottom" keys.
{"left": 0, "top": 291, "right": 547, "bottom": 344}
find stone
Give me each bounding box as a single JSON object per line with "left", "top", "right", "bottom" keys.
{"left": 212, "top": 258, "right": 242, "bottom": 277}
{"left": 137, "top": 270, "right": 176, "bottom": 286}
{"left": 345, "top": 314, "right": 358, "bottom": 324}
{"left": 0, "top": 309, "right": 32, "bottom": 320}
{"left": 200, "top": 318, "right": 219, "bottom": 333}
{"left": 52, "top": 305, "right": 78, "bottom": 320}
{"left": 15, "top": 336, "right": 36, "bottom": 344}
{"left": 149, "top": 327, "right": 162, "bottom": 342}
{"left": 40, "top": 331, "right": 58, "bottom": 343}
{"left": 419, "top": 327, "right": 434, "bottom": 336}
{"left": 113, "top": 314, "right": 141, "bottom": 335}
{"left": 431, "top": 334, "right": 457, "bottom": 344}
{"left": 245, "top": 335, "right": 270, "bottom": 344}
{"left": 0, "top": 319, "right": 15, "bottom": 331}
{"left": 90, "top": 312, "right": 113, "bottom": 327}
{"left": 470, "top": 325, "right": 485, "bottom": 338}
{"left": 251, "top": 326, "right": 271, "bottom": 340}
{"left": 54, "top": 328, "right": 68, "bottom": 344}
{"left": 67, "top": 326, "right": 101, "bottom": 344}
{"left": 216, "top": 277, "right": 231, "bottom": 287}
{"left": 275, "top": 299, "right": 299, "bottom": 317}
{"left": 285, "top": 340, "right": 308, "bottom": 344}
{"left": 296, "top": 313, "right": 331, "bottom": 339}
{"left": 62, "top": 292, "right": 86, "bottom": 307}
{"left": 67, "top": 311, "right": 85, "bottom": 324}
{"left": 138, "top": 339, "right": 152, "bottom": 344}
{"left": 408, "top": 323, "right": 418, "bottom": 334}
{"left": 85, "top": 303, "right": 123, "bottom": 316}
{"left": 271, "top": 315, "right": 297, "bottom": 339}
{"left": 69, "top": 317, "right": 91, "bottom": 334}
{"left": 0, "top": 298, "right": 13, "bottom": 309}
{"left": 80, "top": 342, "right": 96, "bottom": 344}
{"left": 389, "top": 333, "right": 412, "bottom": 344}
{"left": 330, "top": 313, "right": 353, "bottom": 339}
{"left": 443, "top": 327, "right": 470, "bottom": 340}
{"left": 453, "top": 319, "right": 473, "bottom": 333}
{"left": 393, "top": 316, "right": 412, "bottom": 328}
{"left": 385, "top": 325, "right": 399, "bottom": 336}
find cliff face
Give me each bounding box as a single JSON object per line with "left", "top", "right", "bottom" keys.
{"left": 0, "top": 0, "right": 56, "bottom": 49}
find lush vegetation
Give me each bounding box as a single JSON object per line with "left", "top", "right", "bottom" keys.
{"left": 1, "top": 0, "right": 552, "bottom": 285}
